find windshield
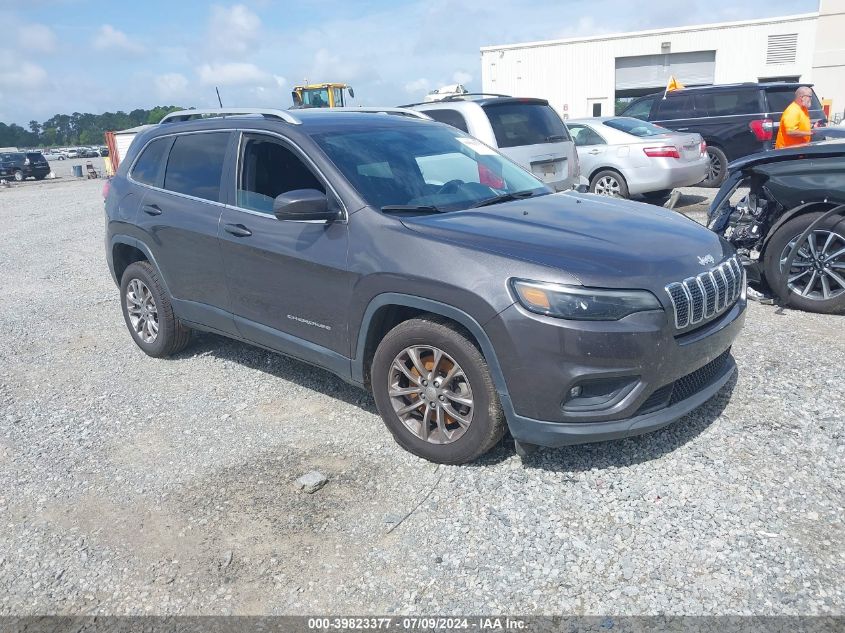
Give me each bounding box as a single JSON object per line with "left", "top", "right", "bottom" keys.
{"left": 603, "top": 118, "right": 670, "bottom": 137}
{"left": 311, "top": 124, "right": 551, "bottom": 213}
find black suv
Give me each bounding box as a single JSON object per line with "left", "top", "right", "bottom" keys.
{"left": 621, "top": 83, "right": 826, "bottom": 187}
{"left": 105, "top": 108, "right": 746, "bottom": 464}
{"left": 0, "top": 151, "right": 50, "bottom": 181}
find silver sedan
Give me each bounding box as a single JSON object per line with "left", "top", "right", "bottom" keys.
{"left": 567, "top": 117, "right": 709, "bottom": 199}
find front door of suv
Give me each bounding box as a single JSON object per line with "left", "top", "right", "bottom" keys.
{"left": 219, "top": 132, "right": 351, "bottom": 366}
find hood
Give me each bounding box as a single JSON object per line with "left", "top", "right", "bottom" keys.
{"left": 727, "top": 140, "right": 845, "bottom": 173}
{"left": 400, "top": 192, "right": 732, "bottom": 289}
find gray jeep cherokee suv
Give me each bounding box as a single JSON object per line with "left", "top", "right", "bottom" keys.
{"left": 105, "top": 108, "right": 746, "bottom": 464}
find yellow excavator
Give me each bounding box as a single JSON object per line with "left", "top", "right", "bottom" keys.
{"left": 291, "top": 83, "right": 355, "bottom": 108}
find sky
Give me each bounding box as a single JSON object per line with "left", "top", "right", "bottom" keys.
{"left": 0, "top": 0, "right": 821, "bottom": 126}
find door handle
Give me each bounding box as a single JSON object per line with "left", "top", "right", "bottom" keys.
{"left": 588, "top": 149, "right": 601, "bottom": 154}
{"left": 224, "top": 223, "right": 252, "bottom": 237}
{"left": 142, "top": 204, "right": 162, "bottom": 216}
{"left": 675, "top": 128, "right": 690, "bottom": 131}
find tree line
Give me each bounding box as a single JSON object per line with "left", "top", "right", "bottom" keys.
{"left": 0, "top": 106, "right": 184, "bottom": 149}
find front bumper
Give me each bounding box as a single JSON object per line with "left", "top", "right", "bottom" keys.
{"left": 485, "top": 296, "right": 746, "bottom": 447}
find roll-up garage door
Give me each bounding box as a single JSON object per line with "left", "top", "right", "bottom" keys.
{"left": 615, "top": 51, "right": 716, "bottom": 91}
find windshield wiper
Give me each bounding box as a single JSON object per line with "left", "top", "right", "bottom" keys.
{"left": 471, "top": 190, "right": 542, "bottom": 208}
{"left": 380, "top": 204, "right": 440, "bottom": 214}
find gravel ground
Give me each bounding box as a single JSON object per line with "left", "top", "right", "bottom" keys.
{"left": 0, "top": 178, "right": 843, "bottom": 616}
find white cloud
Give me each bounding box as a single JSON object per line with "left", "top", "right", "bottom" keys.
{"left": 18, "top": 24, "right": 57, "bottom": 54}
{"left": 452, "top": 71, "right": 472, "bottom": 85}
{"left": 273, "top": 75, "right": 286, "bottom": 88}
{"left": 0, "top": 62, "right": 49, "bottom": 90}
{"left": 155, "top": 73, "right": 190, "bottom": 100}
{"left": 404, "top": 78, "right": 430, "bottom": 95}
{"left": 92, "top": 25, "right": 145, "bottom": 55}
{"left": 197, "top": 62, "right": 270, "bottom": 86}
{"left": 207, "top": 4, "right": 261, "bottom": 57}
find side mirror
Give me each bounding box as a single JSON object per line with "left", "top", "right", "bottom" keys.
{"left": 273, "top": 189, "right": 338, "bottom": 222}
{"left": 348, "top": 87, "right": 355, "bottom": 99}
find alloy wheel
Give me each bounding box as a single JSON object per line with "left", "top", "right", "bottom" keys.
{"left": 780, "top": 229, "right": 845, "bottom": 301}
{"left": 594, "top": 175, "right": 621, "bottom": 197}
{"left": 387, "top": 345, "right": 474, "bottom": 445}
{"left": 125, "top": 278, "right": 159, "bottom": 343}
{"left": 707, "top": 151, "right": 723, "bottom": 183}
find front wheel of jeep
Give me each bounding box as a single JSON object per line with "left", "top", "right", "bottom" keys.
{"left": 371, "top": 316, "right": 506, "bottom": 464}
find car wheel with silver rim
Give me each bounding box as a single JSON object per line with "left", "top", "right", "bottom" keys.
{"left": 589, "top": 169, "right": 629, "bottom": 199}
{"left": 371, "top": 315, "right": 506, "bottom": 464}
{"left": 764, "top": 212, "right": 845, "bottom": 314}
{"left": 701, "top": 146, "right": 727, "bottom": 188}
{"left": 120, "top": 261, "right": 192, "bottom": 357}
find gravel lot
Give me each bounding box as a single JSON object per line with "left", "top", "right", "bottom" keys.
{"left": 0, "top": 177, "right": 843, "bottom": 616}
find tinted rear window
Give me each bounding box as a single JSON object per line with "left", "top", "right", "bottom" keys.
{"left": 693, "top": 90, "right": 761, "bottom": 116}
{"left": 424, "top": 109, "right": 469, "bottom": 133}
{"left": 26, "top": 152, "right": 46, "bottom": 161}
{"left": 766, "top": 87, "right": 824, "bottom": 114}
{"left": 623, "top": 97, "right": 656, "bottom": 120}
{"left": 603, "top": 118, "right": 669, "bottom": 137}
{"left": 482, "top": 102, "right": 570, "bottom": 148}
{"left": 654, "top": 95, "right": 693, "bottom": 120}
{"left": 1, "top": 153, "right": 24, "bottom": 161}
{"left": 131, "top": 137, "right": 171, "bottom": 187}
{"left": 163, "top": 132, "right": 230, "bottom": 202}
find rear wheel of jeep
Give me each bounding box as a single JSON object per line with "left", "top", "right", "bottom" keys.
{"left": 764, "top": 212, "right": 845, "bottom": 313}
{"left": 13, "top": 170, "right": 23, "bottom": 182}
{"left": 371, "top": 316, "right": 506, "bottom": 464}
{"left": 120, "top": 261, "right": 192, "bottom": 357}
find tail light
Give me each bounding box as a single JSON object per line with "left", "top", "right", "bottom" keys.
{"left": 24, "top": 158, "right": 31, "bottom": 165}
{"left": 569, "top": 149, "right": 580, "bottom": 179}
{"left": 749, "top": 119, "right": 773, "bottom": 141}
{"left": 700, "top": 140, "right": 707, "bottom": 156}
{"left": 643, "top": 146, "right": 680, "bottom": 159}
{"left": 478, "top": 163, "right": 504, "bottom": 189}
{"left": 102, "top": 179, "right": 111, "bottom": 200}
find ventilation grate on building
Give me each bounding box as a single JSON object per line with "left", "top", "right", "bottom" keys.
{"left": 766, "top": 34, "right": 798, "bottom": 64}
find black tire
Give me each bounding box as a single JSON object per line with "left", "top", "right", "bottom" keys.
{"left": 120, "top": 261, "right": 192, "bottom": 357}
{"left": 589, "top": 169, "right": 629, "bottom": 198}
{"left": 371, "top": 315, "right": 506, "bottom": 464}
{"left": 763, "top": 212, "right": 845, "bottom": 314}
{"left": 700, "top": 146, "right": 727, "bottom": 188}
{"left": 13, "top": 170, "right": 23, "bottom": 182}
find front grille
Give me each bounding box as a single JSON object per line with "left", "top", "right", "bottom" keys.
{"left": 665, "top": 257, "right": 743, "bottom": 329}
{"left": 669, "top": 348, "right": 732, "bottom": 405}
{"left": 635, "top": 349, "right": 732, "bottom": 415}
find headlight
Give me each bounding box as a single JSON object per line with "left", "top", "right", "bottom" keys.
{"left": 511, "top": 279, "right": 662, "bottom": 321}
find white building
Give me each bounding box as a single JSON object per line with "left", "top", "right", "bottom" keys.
{"left": 481, "top": 0, "right": 845, "bottom": 123}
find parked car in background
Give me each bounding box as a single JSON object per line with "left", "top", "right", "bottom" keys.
{"left": 0, "top": 151, "right": 50, "bottom": 181}
{"left": 65, "top": 149, "right": 80, "bottom": 159}
{"left": 98, "top": 146, "right": 110, "bottom": 157}
{"left": 708, "top": 141, "right": 845, "bottom": 313}
{"left": 621, "top": 83, "right": 826, "bottom": 187}
{"left": 105, "top": 107, "right": 744, "bottom": 464}
{"left": 566, "top": 117, "right": 708, "bottom": 199}
{"left": 42, "top": 150, "right": 66, "bottom": 160}
{"left": 404, "top": 95, "right": 581, "bottom": 191}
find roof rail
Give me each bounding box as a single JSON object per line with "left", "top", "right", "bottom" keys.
{"left": 319, "top": 107, "right": 433, "bottom": 120}
{"left": 398, "top": 93, "right": 514, "bottom": 107}
{"left": 159, "top": 108, "right": 302, "bottom": 125}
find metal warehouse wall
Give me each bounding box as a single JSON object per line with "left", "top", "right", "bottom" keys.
{"left": 481, "top": 14, "right": 818, "bottom": 119}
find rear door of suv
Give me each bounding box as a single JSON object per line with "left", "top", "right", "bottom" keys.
{"left": 129, "top": 131, "right": 235, "bottom": 334}
{"left": 479, "top": 99, "right": 578, "bottom": 191}
{"left": 686, "top": 88, "right": 768, "bottom": 160}
{"left": 764, "top": 85, "right": 827, "bottom": 133}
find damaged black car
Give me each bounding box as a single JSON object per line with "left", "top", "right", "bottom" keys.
{"left": 708, "top": 141, "right": 845, "bottom": 313}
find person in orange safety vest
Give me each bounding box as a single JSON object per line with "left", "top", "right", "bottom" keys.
{"left": 774, "top": 87, "right": 817, "bottom": 149}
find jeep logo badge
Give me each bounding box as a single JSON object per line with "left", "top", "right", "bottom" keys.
{"left": 697, "top": 254, "right": 715, "bottom": 266}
